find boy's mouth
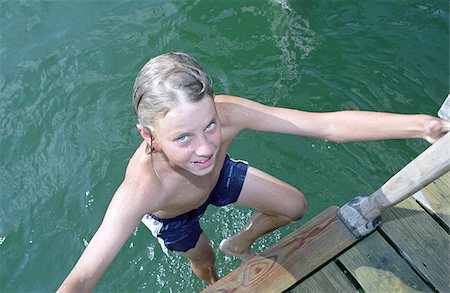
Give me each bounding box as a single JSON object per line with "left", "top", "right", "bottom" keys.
{"left": 192, "top": 155, "right": 214, "bottom": 168}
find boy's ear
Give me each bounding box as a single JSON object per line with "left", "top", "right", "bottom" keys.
{"left": 136, "top": 124, "right": 160, "bottom": 151}
{"left": 136, "top": 124, "right": 152, "bottom": 141}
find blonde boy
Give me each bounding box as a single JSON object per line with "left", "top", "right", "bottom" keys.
{"left": 59, "top": 52, "right": 449, "bottom": 291}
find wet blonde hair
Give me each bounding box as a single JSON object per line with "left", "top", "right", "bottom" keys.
{"left": 132, "top": 52, "right": 214, "bottom": 132}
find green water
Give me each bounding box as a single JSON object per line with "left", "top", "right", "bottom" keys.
{"left": 1, "top": 0, "right": 448, "bottom": 292}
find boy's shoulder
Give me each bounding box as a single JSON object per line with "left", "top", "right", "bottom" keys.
{"left": 215, "top": 94, "right": 272, "bottom": 134}
{"left": 118, "top": 144, "right": 165, "bottom": 208}
{"left": 214, "top": 95, "right": 251, "bottom": 123}
{"left": 214, "top": 95, "right": 246, "bottom": 141}
{"left": 214, "top": 94, "right": 265, "bottom": 115}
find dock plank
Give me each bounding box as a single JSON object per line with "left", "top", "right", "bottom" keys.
{"left": 381, "top": 197, "right": 450, "bottom": 292}
{"left": 339, "top": 231, "right": 431, "bottom": 292}
{"left": 432, "top": 170, "right": 450, "bottom": 195}
{"left": 413, "top": 171, "right": 450, "bottom": 229}
{"left": 291, "top": 261, "right": 357, "bottom": 293}
{"left": 202, "top": 207, "right": 359, "bottom": 292}
{"left": 203, "top": 173, "right": 449, "bottom": 292}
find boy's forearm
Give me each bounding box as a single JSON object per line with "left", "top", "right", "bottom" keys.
{"left": 321, "top": 111, "right": 432, "bottom": 143}
{"left": 57, "top": 277, "right": 93, "bottom": 293}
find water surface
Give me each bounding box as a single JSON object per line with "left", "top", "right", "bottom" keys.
{"left": 0, "top": 0, "right": 448, "bottom": 291}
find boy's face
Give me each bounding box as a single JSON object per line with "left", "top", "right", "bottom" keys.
{"left": 153, "top": 97, "right": 222, "bottom": 176}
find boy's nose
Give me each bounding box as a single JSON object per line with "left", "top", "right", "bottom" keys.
{"left": 195, "top": 137, "right": 214, "bottom": 157}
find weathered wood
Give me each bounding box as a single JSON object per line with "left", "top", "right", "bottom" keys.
{"left": 202, "top": 207, "right": 359, "bottom": 292}
{"left": 338, "top": 132, "right": 450, "bottom": 237}
{"left": 381, "top": 197, "right": 450, "bottom": 293}
{"left": 291, "top": 261, "right": 357, "bottom": 293}
{"left": 372, "top": 131, "right": 450, "bottom": 208}
{"left": 432, "top": 171, "right": 450, "bottom": 195}
{"left": 204, "top": 172, "right": 448, "bottom": 292}
{"left": 413, "top": 171, "right": 450, "bottom": 229}
{"left": 339, "top": 231, "right": 432, "bottom": 292}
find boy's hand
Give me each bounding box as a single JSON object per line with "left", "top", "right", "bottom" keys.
{"left": 424, "top": 118, "right": 450, "bottom": 144}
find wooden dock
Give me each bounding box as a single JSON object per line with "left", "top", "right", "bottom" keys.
{"left": 203, "top": 171, "right": 450, "bottom": 293}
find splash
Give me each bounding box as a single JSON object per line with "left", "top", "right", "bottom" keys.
{"left": 267, "top": 0, "right": 321, "bottom": 102}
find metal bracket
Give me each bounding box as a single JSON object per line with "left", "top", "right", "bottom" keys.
{"left": 338, "top": 195, "right": 382, "bottom": 238}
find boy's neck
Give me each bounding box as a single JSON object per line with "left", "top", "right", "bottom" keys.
{"left": 149, "top": 151, "right": 196, "bottom": 180}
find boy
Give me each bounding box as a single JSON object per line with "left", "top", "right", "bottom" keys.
{"left": 58, "top": 52, "right": 449, "bottom": 291}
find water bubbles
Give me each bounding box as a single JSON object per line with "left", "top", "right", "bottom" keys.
{"left": 129, "top": 256, "right": 142, "bottom": 265}
{"left": 138, "top": 282, "right": 147, "bottom": 290}
{"left": 266, "top": 0, "right": 321, "bottom": 102}
{"left": 0, "top": 236, "right": 5, "bottom": 245}
{"left": 156, "top": 264, "right": 168, "bottom": 288}
{"left": 82, "top": 238, "right": 89, "bottom": 247}
{"left": 311, "top": 140, "right": 333, "bottom": 150}
{"left": 146, "top": 246, "right": 155, "bottom": 260}
{"left": 84, "top": 190, "right": 94, "bottom": 209}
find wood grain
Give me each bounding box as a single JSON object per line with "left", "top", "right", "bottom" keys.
{"left": 413, "top": 171, "right": 450, "bottom": 229}
{"left": 291, "top": 261, "right": 357, "bottom": 293}
{"left": 202, "top": 207, "right": 359, "bottom": 292}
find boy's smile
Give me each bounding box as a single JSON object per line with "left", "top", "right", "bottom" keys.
{"left": 191, "top": 155, "right": 214, "bottom": 168}
{"left": 153, "top": 97, "right": 222, "bottom": 176}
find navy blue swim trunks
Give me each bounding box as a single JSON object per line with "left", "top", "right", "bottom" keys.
{"left": 141, "top": 154, "right": 248, "bottom": 255}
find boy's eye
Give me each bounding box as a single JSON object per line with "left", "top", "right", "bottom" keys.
{"left": 206, "top": 121, "right": 216, "bottom": 131}
{"left": 177, "top": 135, "right": 189, "bottom": 143}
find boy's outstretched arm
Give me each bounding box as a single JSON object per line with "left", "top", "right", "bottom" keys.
{"left": 57, "top": 182, "right": 147, "bottom": 292}
{"left": 216, "top": 95, "right": 450, "bottom": 143}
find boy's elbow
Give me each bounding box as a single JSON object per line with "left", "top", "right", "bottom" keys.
{"left": 312, "top": 124, "right": 346, "bottom": 143}
{"left": 316, "top": 132, "right": 347, "bottom": 144}
{"left": 319, "top": 126, "right": 354, "bottom": 143}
